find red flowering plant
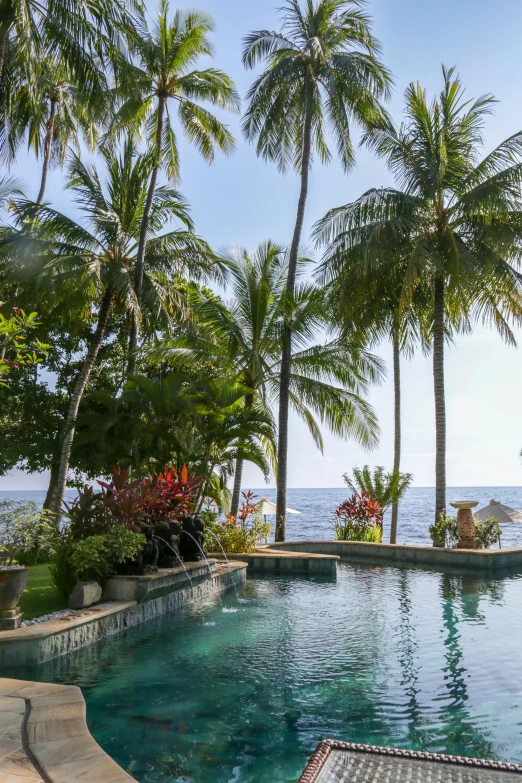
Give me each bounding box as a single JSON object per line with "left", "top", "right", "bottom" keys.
{"left": 207, "top": 491, "right": 272, "bottom": 554}
{"left": 65, "top": 465, "right": 201, "bottom": 540}
{"left": 332, "top": 490, "right": 383, "bottom": 542}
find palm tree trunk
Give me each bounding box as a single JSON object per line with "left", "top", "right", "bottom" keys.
{"left": 50, "top": 288, "right": 115, "bottom": 516}
{"left": 390, "top": 330, "right": 401, "bottom": 544}
{"left": 230, "top": 393, "right": 254, "bottom": 518}
{"left": 275, "top": 93, "right": 313, "bottom": 542}
{"left": 230, "top": 458, "right": 243, "bottom": 519}
{"left": 127, "top": 96, "right": 165, "bottom": 375}
{"left": 36, "top": 97, "right": 57, "bottom": 204}
{"left": 433, "top": 276, "right": 446, "bottom": 522}
{"left": 0, "top": 27, "right": 8, "bottom": 76}
{"left": 43, "top": 461, "right": 60, "bottom": 510}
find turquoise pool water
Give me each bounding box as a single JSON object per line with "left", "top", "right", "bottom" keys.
{"left": 14, "top": 563, "right": 522, "bottom": 782}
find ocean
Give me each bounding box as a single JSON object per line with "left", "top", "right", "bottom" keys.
{"left": 3, "top": 486, "right": 522, "bottom": 547}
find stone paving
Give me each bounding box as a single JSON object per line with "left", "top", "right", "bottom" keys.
{"left": 0, "top": 693, "right": 43, "bottom": 783}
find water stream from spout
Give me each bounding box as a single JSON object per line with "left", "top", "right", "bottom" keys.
{"left": 182, "top": 531, "right": 222, "bottom": 606}
{"left": 152, "top": 535, "right": 194, "bottom": 590}
{"left": 205, "top": 530, "right": 238, "bottom": 596}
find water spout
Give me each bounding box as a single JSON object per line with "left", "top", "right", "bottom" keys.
{"left": 152, "top": 535, "right": 194, "bottom": 590}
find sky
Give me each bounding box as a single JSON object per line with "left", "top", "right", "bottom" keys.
{"left": 3, "top": 0, "right": 522, "bottom": 490}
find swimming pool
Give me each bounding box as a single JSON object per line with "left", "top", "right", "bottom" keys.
{"left": 13, "top": 563, "right": 522, "bottom": 782}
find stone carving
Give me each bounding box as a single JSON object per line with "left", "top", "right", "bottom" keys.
{"left": 450, "top": 500, "right": 479, "bottom": 549}
{"left": 179, "top": 516, "right": 206, "bottom": 562}
{"left": 154, "top": 519, "right": 182, "bottom": 567}
{"left": 139, "top": 524, "right": 159, "bottom": 573}
{"left": 68, "top": 581, "right": 103, "bottom": 610}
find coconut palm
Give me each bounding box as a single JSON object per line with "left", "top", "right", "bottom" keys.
{"left": 110, "top": 0, "right": 239, "bottom": 372}
{"left": 242, "top": 0, "right": 391, "bottom": 540}
{"left": 7, "top": 56, "right": 104, "bottom": 203}
{"left": 150, "top": 241, "right": 384, "bottom": 518}
{"left": 343, "top": 465, "right": 412, "bottom": 517}
{"left": 2, "top": 141, "right": 216, "bottom": 516}
{"left": 315, "top": 67, "right": 522, "bottom": 522}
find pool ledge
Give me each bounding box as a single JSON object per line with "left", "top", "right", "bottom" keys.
{"left": 0, "top": 677, "right": 138, "bottom": 783}
{"left": 207, "top": 549, "right": 339, "bottom": 577}
{"left": 266, "top": 540, "right": 522, "bottom": 571}
{"left": 0, "top": 561, "right": 247, "bottom": 666}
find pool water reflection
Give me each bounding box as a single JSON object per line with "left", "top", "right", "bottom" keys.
{"left": 14, "top": 563, "right": 522, "bottom": 783}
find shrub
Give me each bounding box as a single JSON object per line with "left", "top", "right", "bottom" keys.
{"left": 65, "top": 465, "right": 201, "bottom": 538}
{"left": 49, "top": 534, "right": 78, "bottom": 600}
{"left": 476, "top": 516, "right": 502, "bottom": 549}
{"left": 71, "top": 528, "right": 146, "bottom": 584}
{"left": 0, "top": 500, "right": 57, "bottom": 565}
{"left": 332, "top": 490, "right": 383, "bottom": 542}
{"left": 429, "top": 511, "right": 459, "bottom": 548}
{"left": 211, "top": 518, "right": 272, "bottom": 554}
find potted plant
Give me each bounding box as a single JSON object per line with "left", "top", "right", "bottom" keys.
{"left": 0, "top": 500, "right": 56, "bottom": 626}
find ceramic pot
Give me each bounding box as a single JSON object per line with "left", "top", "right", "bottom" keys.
{"left": 0, "top": 568, "right": 28, "bottom": 611}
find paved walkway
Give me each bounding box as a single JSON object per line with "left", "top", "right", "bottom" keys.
{"left": 0, "top": 694, "right": 43, "bottom": 782}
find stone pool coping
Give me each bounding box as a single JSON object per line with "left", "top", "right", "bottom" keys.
{"left": 207, "top": 549, "right": 339, "bottom": 576}
{"left": 0, "top": 677, "right": 138, "bottom": 783}
{"left": 265, "top": 540, "right": 522, "bottom": 571}
{"left": 298, "top": 740, "right": 522, "bottom": 782}
{"left": 0, "top": 561, "right": 247, "bottom": 666}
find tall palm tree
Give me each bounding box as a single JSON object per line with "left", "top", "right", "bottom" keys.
{"left": 2, "top": 142, "right": 215, "bottom": 515}
{"left": 111, "top": 0, "right": 240, "bottom": 372}
{"left": 242, "top": 0, "right": 391, "bottom": 540}
{"left": 8, "top": 56, "right": 104, "bottom": 203}
{"left": 151, "top": 241, "right": 383, "bottom": 518}
{"left": 315, "top": 67, "right": 522, "bottom": 522}
{"left": 316, "top": 235, "right": 428, "bottom": 541}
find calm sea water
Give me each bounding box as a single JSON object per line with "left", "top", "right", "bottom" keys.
{"left": 4, "top": 486, "right": 522, "bottom": 547}
{"left": 13, "top": 563, "right": 522, "bottom": 782}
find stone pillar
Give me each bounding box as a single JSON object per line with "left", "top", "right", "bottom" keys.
{"left": 450, "top": 501, "right": 479, "bottom": 549}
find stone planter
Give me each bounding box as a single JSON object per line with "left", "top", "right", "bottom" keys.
{"left": 450, "top": 501, "right": 479, "bottom": 549}
{"left": 0, "top": 567, "right": 28, "bottom": 629}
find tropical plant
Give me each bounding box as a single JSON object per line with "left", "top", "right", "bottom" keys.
{"left": 2, "top": 141, "right": 214, "bottom": 515}
{"left": 428, "top": 510, "right": 458, "bottom": 549}
{"left": 315, "top": 67, "right": 522, "bottom": 522}
{"left": 153, "top": 242, "right": 383, "bottom": 517}
{"left": 71, "top": 527, "right": 146, "bottom": 584}
{"left": 49, "top": 533, "right": 78, "bottom": 599}
{"left": 242, "top": 0, "right": 391, "bottom": 540}
{"left": 111, "top": 0, "right": 239, "bottom": 371}
{"left": 65, "top": 465, "right": 201, "bottom": 538}
{"left": 332, "top": 490, "right": 383, "bottom": 541}
{"left": 476, "top": 517, "right": 502, "bottom": 550}
{"left": 0, "top": 499, "right": 56, "bottom": 565}
{"left": 343, "top": 465, "right": 413, "bottom": 517}
{"left": 7, "top": 56, "right": 103, "bottom": 203}
{"left": 206, "top": 492, "right": 271, "bottom": 553}
{"left": 0, "top": 308, "right": 49, "bottom": 385}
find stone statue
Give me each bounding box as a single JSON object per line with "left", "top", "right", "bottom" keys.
{"left": 179, "top": 516, "right": 206, "bottom": 562}
{"left": 138, "top": 524, "right": 159, "bottom": 574}
{"left": 154, "top": 519, "right": 182, "bottom": 568}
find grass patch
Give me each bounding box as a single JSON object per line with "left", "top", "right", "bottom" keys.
{"left": 18, "top": 564, "right": 68, "bottom": 620}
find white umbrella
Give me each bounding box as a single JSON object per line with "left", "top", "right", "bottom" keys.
{"left": 474, "top": 499, "right": 522, "bottom": 523}
{"left": 257, "top": 498, "right": 301, "bottom": 517}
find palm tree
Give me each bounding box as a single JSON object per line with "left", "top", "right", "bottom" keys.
{"left": 151, "top": 241, "right": 384, "bottom": 518}
{"left": 111, "top": 0, "right": 240, "bottom": 372}
{"left": 316, "top": 235, "right": 428, "bottom": 542}
{"left": 2, "top": 142, "right": 215, "bottom": 515}
{"left": 242, "top": 0, "right": 391, "bottom": 540}
{"left": 315, "top": 67, "right": 522, "bottom": 522}
{"left": 8, "top": 56, "right": 104, "bottom": 203}
{"left": 343, "top": 465, "right": 412, "bottom": 520}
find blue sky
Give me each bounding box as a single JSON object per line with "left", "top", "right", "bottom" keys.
{"left": 4, "top": 0, "right": 522, "bottom": 490}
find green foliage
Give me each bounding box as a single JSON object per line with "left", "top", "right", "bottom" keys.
{"left": 0, "top": 309, "right": 49, "bottom": 386}
{"left": 343, "top": 466, "right": 413, "bottom": 511}
{"left": 49, "top": 535, "right": 78, "bottom": 600}
{"left": 71, "top": 528, "right": 146, "bottom": 584}
{"left": 0, "top": 500, "right": 57, "bottom": 565}
{"left": 429, "top": 511, "right": 459, "bottom": 548}
{"left": 476, "top": 517, "right": 503, "bottom": 550}
{"left": 209, "top": 518, "right": 272, "bottom": 554}
{"left": 18, "top": 564, "right": 68, "bottom": 620}
{"left": 332, "top": 490, "right": 383, "bottom": 542}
